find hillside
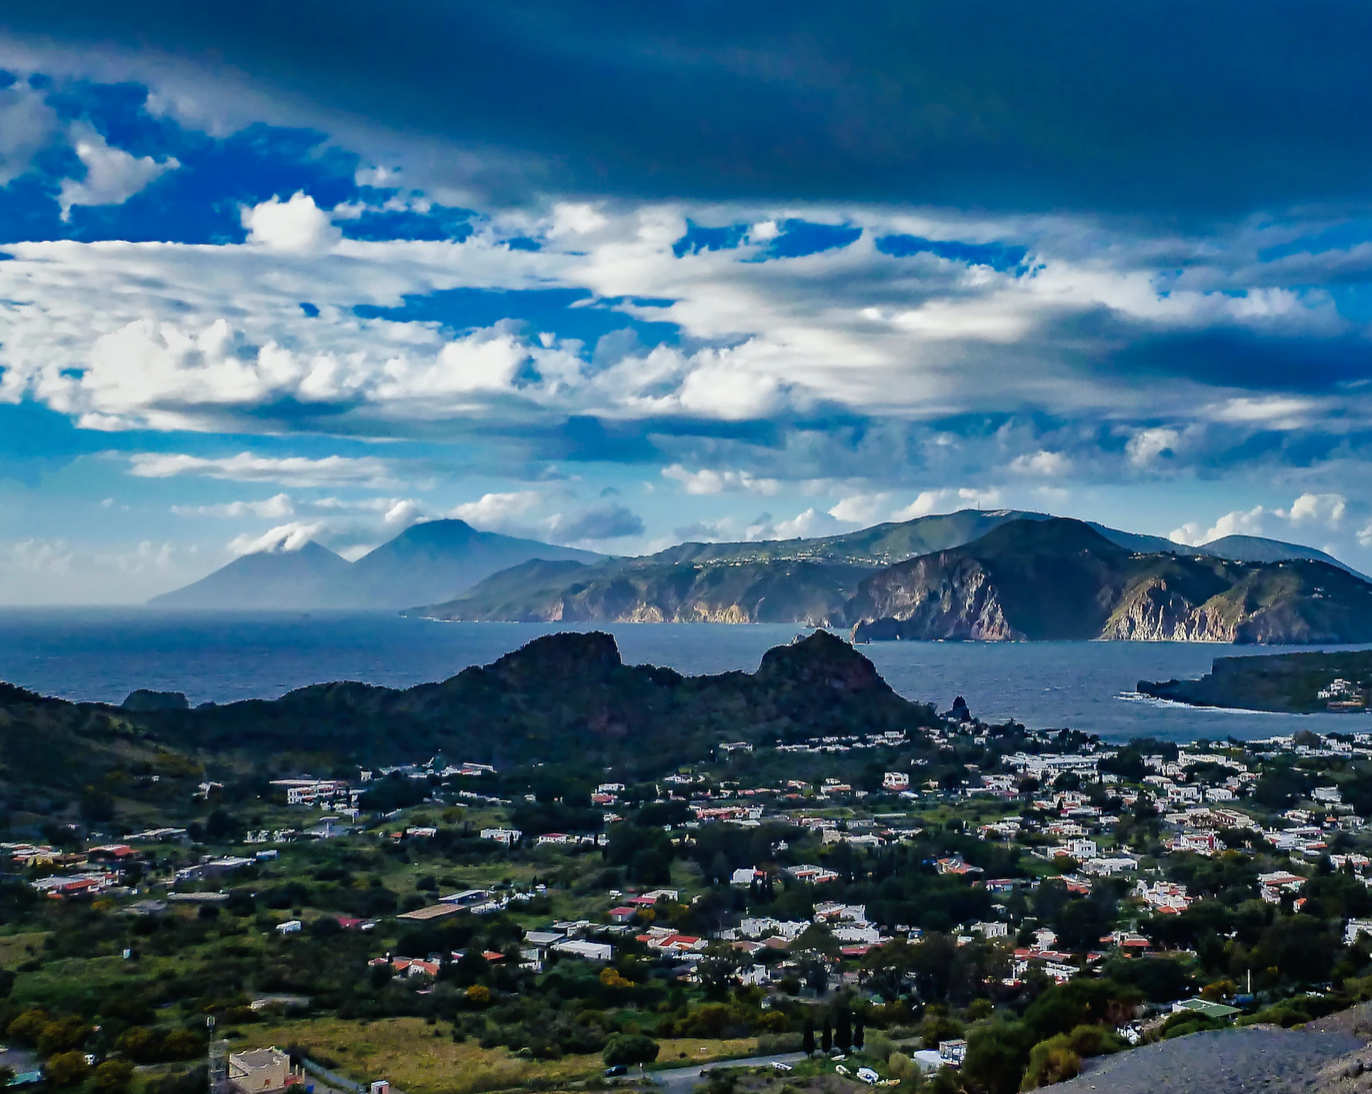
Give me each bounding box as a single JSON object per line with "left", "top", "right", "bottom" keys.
{"left": 411, "top": 508, "right": 1357, "bottom": 626}
{"left": 147, "top": 540, "right": 352, "bottom": 610}
{"left": 846, "top": 517, "right": 1372, "bottom": 644}
{"left": 1139, "top": 649, "right": 1372, "bottom": 712}
{"left": 0, "top": 631, "right": 934, "bottom": 786}
{"left": 150, "top": 519, "right": 601, "bottom": 611}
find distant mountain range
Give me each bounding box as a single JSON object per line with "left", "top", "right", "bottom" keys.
{"left": 149, "top": 520, "right": 602, "bottom": 610}
{"left": 152, "top": 507, "right": 1369, "bottom": 640}
{"left": 847, "top": 517, "right": 1372, "bottom": 643}
{"left": 411, "top": 508, "right": 1368, "bottom": 639}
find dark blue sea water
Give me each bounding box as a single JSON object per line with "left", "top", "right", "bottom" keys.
{"left": 0, "top": 609, "right": 1368, "bottom": 743}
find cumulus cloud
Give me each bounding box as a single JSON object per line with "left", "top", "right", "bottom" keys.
{"left": 1126, "top": 428, "right": 1182, "bottom": 468}
{"left": 128, "top": 452, "right": 396, "bottom": 487}
{"left": 1008, "top": 450, "right": 1072, "bottom": 476}
{"left": 545, "top": 503, "right": 643, "bottom": 543}
{"left": 661, "top": 465, "right": 781, "bottom": 496}
{"left": 383, "top": 499, "right": 424, "bottom": 526}
{"left": 891, "top": 490, "right": 952, "bottom": 521}
{"left": 1170, "top": 507, "right": 1267, "bottom": 546}
{"left": 1282, "top": 492, "right": 1346, "bottom": 528}
{"left": 1172, "top": 492, "right": 1352, "bottom": 548}
{"left": 57, "top": 123, "right": 179, "bottom": 220}
{"left": 828, "top": 493, "right": 891, "bottom": 524}
{"left": 448, "top": 491, "right": 542, "bottom": 530}
{"left": 171, "top": 493, "right": 295, "bottom": 519}
{"left": 0, "top": 83, "right": 56, "bottom": 185}
{"left": 227, "top": 521, "right": 325, "bottom": 555}
{"left": 241, "top": 192, "right": 341, "bottom": 252}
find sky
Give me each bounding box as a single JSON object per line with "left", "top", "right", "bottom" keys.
{"left": 4, "top": 2, "right": 1372, "bottom": 603}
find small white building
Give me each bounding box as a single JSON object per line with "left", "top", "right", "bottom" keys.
{"left": 882, "top": 771, "right": 910, "bottom": 791}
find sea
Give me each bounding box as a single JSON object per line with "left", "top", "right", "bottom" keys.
{"left": 1, "top": 608, "right": 1369, "bottom": 744}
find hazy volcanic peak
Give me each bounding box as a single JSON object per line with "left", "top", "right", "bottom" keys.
{"left": 150, "top": 519, "right": 602, "bottom": 611}
{"left": 846, "top": 518, "right": 1372, "bottom": 645}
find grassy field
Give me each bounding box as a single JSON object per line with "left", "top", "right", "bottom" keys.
{"left": 236, "top": 1018, "right": 760, "bottom": 1094}
{"left": 0, "top": 932, "right": 49, "bottom": 969}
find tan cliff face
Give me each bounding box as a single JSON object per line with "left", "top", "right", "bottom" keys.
{"left": 849, "top": 558, "right": 1023, "bottom": 641}
{"left": 1100, "top": 578, "right": 1244, "bottom": 642}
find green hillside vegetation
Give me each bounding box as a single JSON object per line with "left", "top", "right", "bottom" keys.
{"left": 1140, "top": 649, "right": 1372, "bottom": 712}
{"left": 0, "top": 633, "right": 935, "bottom": 796}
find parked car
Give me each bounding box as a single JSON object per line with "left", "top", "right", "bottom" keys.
{"left": 605, "top": 1066, "right": 628, "bottom": 1077}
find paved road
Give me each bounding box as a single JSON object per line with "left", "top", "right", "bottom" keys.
{"left": 649, "top": 1053, "right": 807, "bottom": 1091}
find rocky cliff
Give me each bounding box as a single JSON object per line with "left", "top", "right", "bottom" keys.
{"left": 848, "top": 518, "right": 1372, "bottom": 644}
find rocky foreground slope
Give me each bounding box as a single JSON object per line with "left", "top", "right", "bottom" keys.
{"left": 845, "top": 518, "right": 1372, "bottom": 644}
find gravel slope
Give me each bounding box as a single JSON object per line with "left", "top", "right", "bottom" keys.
{"left": 1053, "top": 1027, "right": 1364, "bottom": 1094}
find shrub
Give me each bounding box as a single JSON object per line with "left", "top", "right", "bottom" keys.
{"left": 1063, "top": 1024, "right": 1124, "bottom": 1058}
{"left": 44, "top": 1051, "right": 91, "bottom": 1088}
{"left": 93, "top": 1059, "right": 136, "bottom": 1094}
{"left": 1021, "top": 1037, "right": 1082, "bottom": 1090}
{"left": 1160, "top": 1012, "right": 1224, "bottom": 1039}
{"left": 887, "top": 1053, "right": 917, "bottom": 1081}
{"left": 603, "top": 1033, "right": 660, "bottom": 1067}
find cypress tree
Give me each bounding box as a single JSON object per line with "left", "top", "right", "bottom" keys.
{"left": 802, "top": 1018, "right": 815, "bottom": 1056}
{"left": 836, "top": 1009, "right": 852, "bottom": 1052}
{"left": 854, "top": 1017, "right": 865, "bottom": 1051}
{"left": 822, "top": 1017, "right": 833, "bottom": 1053}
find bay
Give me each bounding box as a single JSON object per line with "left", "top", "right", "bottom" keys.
{"left": 0, "top": 608, "right": 1368, "bottom": 743}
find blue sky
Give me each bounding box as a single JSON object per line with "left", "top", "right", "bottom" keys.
{"left": 3, "top": 4, "right": 1372, "bottom": 602}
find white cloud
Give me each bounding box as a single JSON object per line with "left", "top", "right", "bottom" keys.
{"left": 744, "top": 508, "right": 837, "bottom": 541}
{"left": 661, "top": 465, "right": 781, "bottom": 496}
{"left": 891, "top": 490, "right": 952, "bottom": 520}
{"left": 828, "top": 493, "right": 891, "bottom": 524}
{"left": 128, "top": 452, "right": 396, "bottom": 487}
{"left": 228, "top": 521, "right": 325, "bottom": 556}
{"left": 241, "top": 192, "right": 340, "bottom": 253}
{"left": 171, "top": 493, "right": 296, "bottom": 519}
{"left": 958, "top": 487, "right": 1003, "bottom": 507}
{"left": 1283, "top": 492, "right": 1346, "bottom": 528}
{"left": 447, "top": 491, "right": 543, "bottom": 530}
{"left": 0, "top": 83, "right": 56, "bottom": 185}
{"left": 57, "top": 123, "right": 179, "bottom": 220}
{"left": 1126, "top": 427, "right": 1182, "bottom": 468}
{"left": 549, "top": 202, "right": 607, "bottom": 237}
{"left": 1170, "top": 506, "right": 1266, "bottom": 546}
{"left": 384, "top": 499, "right": 424, "bottom": 525}
{"left": 1008, "top": 450, "right": 1072, "bottom": 476}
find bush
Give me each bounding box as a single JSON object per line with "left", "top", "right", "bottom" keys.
{"left": 1160, "top": 1012, "right": 1224, "bottom": 1039}
{"left": 44, "top": 1051, "right": 90, "bottom": 1088}
{"left": 603, "top": 1033, "right": 660, "bottom": 1067}
{"left": 886, "top": 1053, "right": 917, "bottom": 1081}
{"left": 1021, "top": 1038, "right": 1082, "bottom": 1090}
{"left": 1063, "top": 1024, "right": 1123, "bottom": 1058}
{"left": 93, "top": 1059, "right": 135, "bottom": 1094}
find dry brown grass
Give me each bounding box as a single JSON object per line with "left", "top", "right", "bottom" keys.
{"left": 237, "top": 1017, "right": 759, "bottom": 1094}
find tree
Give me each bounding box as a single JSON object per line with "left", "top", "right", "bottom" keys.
{"left": 822, "top": 1017, "right": 833, "bottom": 1053}
{"left": 853, "top": 1017, "right": 865, "bottom": 1051}
{"left": 802, "top": 1018, "right": 816, "bottom": 1056}
{"left": 603, "top": 1033, "right": 660, "bottom": 1068}
{"left": 93, "top": 1060, "right": 135, "bottom": 1094}
{"left": 44, "top": 1052, "right": 90, "bottom": 1089}
{"left": 836, "top": 1009, "right": 852, "bottom": 1052}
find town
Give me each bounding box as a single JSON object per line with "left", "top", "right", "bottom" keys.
{"left": 6, "top": 700, "right": 1372, "bottom": 1094}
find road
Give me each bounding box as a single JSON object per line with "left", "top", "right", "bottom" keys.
{"left": 648, "top": 1052, "right": 807, "bottom": 1091}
